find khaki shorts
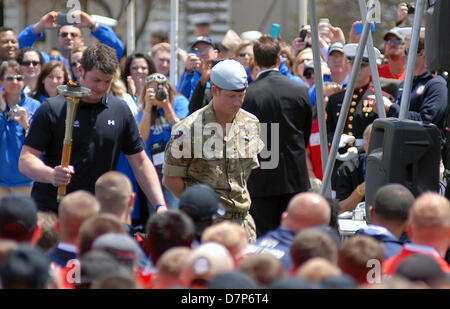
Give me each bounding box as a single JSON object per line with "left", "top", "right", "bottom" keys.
{"left": 0, "top": 185, "right": 33, "bottom": 199}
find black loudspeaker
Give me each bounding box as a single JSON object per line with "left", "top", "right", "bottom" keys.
{"left": 365, "top": 118, "right": 441, "bottom": 221}
{"left": 425, "top": 0, "right": 450, "bottom": 71}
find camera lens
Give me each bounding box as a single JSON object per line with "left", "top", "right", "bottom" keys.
{"left": 407, "top": 3, "right": 415, "bottom": 14}
{"left": 155, "top": 88, "right": 167, "bottom": 101}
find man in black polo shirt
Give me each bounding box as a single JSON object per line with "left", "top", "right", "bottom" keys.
{"left": 19, "top": 44, "right": 166, "bottom": 214}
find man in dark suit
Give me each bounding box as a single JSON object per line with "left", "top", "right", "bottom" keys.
{"left": 243, "top": 35, "right": 312, "bottom": 237}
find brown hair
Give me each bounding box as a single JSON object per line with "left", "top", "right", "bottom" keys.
{"left": 0, "top": 60, "right": 23, "bottom": 80}
{"left": 280, "top": 42, "right": 296, "bottom": 69}
{"left": 338, "top": 235, "right": 384, "bottom": 284}
{"left": 239, "top": 253, "right": 285, "bottom": 287}
{"left": 33, "top": 60, "right": 69, "bottom": 100}
{"left": 253, "top": 35, "right": 280, "bottom": 68}
{"left": 77, "top": 214, "right": 127, "bottom": 258}
{"left": 290, "top": 227, "right": 338, "bottom": 269}
{"left": 81, "top": 43, "right": 118, "bottom": 75}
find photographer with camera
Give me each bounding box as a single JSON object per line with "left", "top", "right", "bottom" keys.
{"left": 176, "top": 37, "right": 219, "bottom": 102}
{"left": 0, "top": 60, "right": 41, "bottom": 198}
{"left": 396, "top": 2, "right": 415, "bottom": 27}
{"left": 138, "top": 73, "right": 189, "bottom": 209}
{"left": 291, "top": 21, "right": 345, "bottom": 60}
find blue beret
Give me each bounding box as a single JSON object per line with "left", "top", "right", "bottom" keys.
{"left": 210, "top": 59, "right": 248, "bottom": 91}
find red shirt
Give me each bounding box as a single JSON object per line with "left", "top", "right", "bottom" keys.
{"left": 378, "top": 63, "right": 406, "bottom": 81}
{"left": 307, "top": 119, "right": 327, "bottom": 180}
{"left": 383, "top": 243, "right": 450, "bottom": 275}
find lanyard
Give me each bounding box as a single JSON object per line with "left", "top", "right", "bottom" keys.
{"left": 362, "top": 154, "right": 366, "bottom": 181}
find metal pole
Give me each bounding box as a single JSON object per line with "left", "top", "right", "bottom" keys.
{"left": 169, "top": 0, "right": 179, "bottom": 86}
{"left": 299, "top": 0, "right": 307, "bottom": 28}
{"left": 358, "top": 0, "right": 386, "bottom": 119}
{"left": 127, "top": 0, "right": 135, "bottom": 56}
{"left": 308, "top": 0, "right": 331, "bottom": 197}
{"left": 399, "top": 0, "right": 425, "bottom": 119}
{"left": 320, "top": 15, "right": 373, "bottom": 196}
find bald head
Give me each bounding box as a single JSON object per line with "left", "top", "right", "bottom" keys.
{"left": 282, "top": 192, "right": 331, "bottom": 232}
{"left": 58, "top": 190, "right": 100, "bottom": 243}
{"left": 409, "top": 192, "right": 450, "bottom": 229}
{"left": 95, "top": 171, "right": 134, "bottom": 218}
{"left": 408, "top": 192, "right": 450, "bottom": 256}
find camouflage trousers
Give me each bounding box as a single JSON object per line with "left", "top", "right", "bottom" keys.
{"left": 214, "top": 211, "right": 257, "bottom": 243}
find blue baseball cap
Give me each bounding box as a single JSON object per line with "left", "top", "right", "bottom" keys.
{"left": 190, "top": 36, "right": 216, "bottom": 50}
{"left": 210, "top": 59, "right": 248, "bottom": 91}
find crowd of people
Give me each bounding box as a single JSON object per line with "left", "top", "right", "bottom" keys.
{"left": 0, "top": 3, "right": 449, "bottom": 290}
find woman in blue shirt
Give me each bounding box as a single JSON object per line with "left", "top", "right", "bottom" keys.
{"left": 0, "top": 60, "right": 41, "bottom": 198}
{"left": 32, "top": 60, "right": 69, "bottom": 103}
{"left": 138, "top": 73, "right": 189, "bottom": 208}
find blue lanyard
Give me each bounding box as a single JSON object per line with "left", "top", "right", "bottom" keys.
{"left": 362, "top": 154, "right": 366, "bottom": 181}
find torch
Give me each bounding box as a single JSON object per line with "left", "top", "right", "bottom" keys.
{"left": 56, "top": 81, "right": 91, "bottom": 202}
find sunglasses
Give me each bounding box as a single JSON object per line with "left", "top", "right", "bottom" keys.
{"left": 385, "top": 39, "right": 402, "bottom": 45}
{"left": 239, "top": 52, "right": 250, "bottom": 58}
{"left": 3, "top": 75, "right": 24, "bottom": 81}
{"left": 60, "top": 32, "right": 79, "bottom": 39}
{"left": 22, "top": 60, "right": 40, "bottom": 67}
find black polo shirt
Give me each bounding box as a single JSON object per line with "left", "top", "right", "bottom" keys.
{"left": 25, "top": 94, "right": 144, "bottom": 213}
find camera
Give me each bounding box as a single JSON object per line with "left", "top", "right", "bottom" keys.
{"left": 407, "top": 3, "right": 415, "bottom": 14}
{"left": 155, "top": 87, "right": 167, "bottom": 101}
{"left": 299, "top": 28, "right": 307, "bottom": 41}
{"left": 146, "top": 73, "right": 168, "bottom": 101}
{"left": 57, "top": 13, "right": 77, "bottom": 26}
{"left": 7, "top": 105, "right": 19, "bottom": 120}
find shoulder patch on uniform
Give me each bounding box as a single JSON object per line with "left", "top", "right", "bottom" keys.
{"left": 416, "top": 85, "right": 426, "bottom": 96}
{"left": 174, "top": 130, "right": 184, "bottom": 140}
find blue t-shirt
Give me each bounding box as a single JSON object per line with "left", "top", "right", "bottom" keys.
{"left": 0, "top": 95, "right": 41, "bottom": 187}
{"left": 139, "top": 95, "right": 190, "bottom": 167}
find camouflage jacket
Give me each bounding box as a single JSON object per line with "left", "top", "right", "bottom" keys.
{"left": 163, "top": 101, "right": 264, "bottom": 214}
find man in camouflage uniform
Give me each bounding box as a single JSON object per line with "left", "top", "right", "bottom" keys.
{"left": 162, "top": 59, "right": 264, "bottom": 242}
